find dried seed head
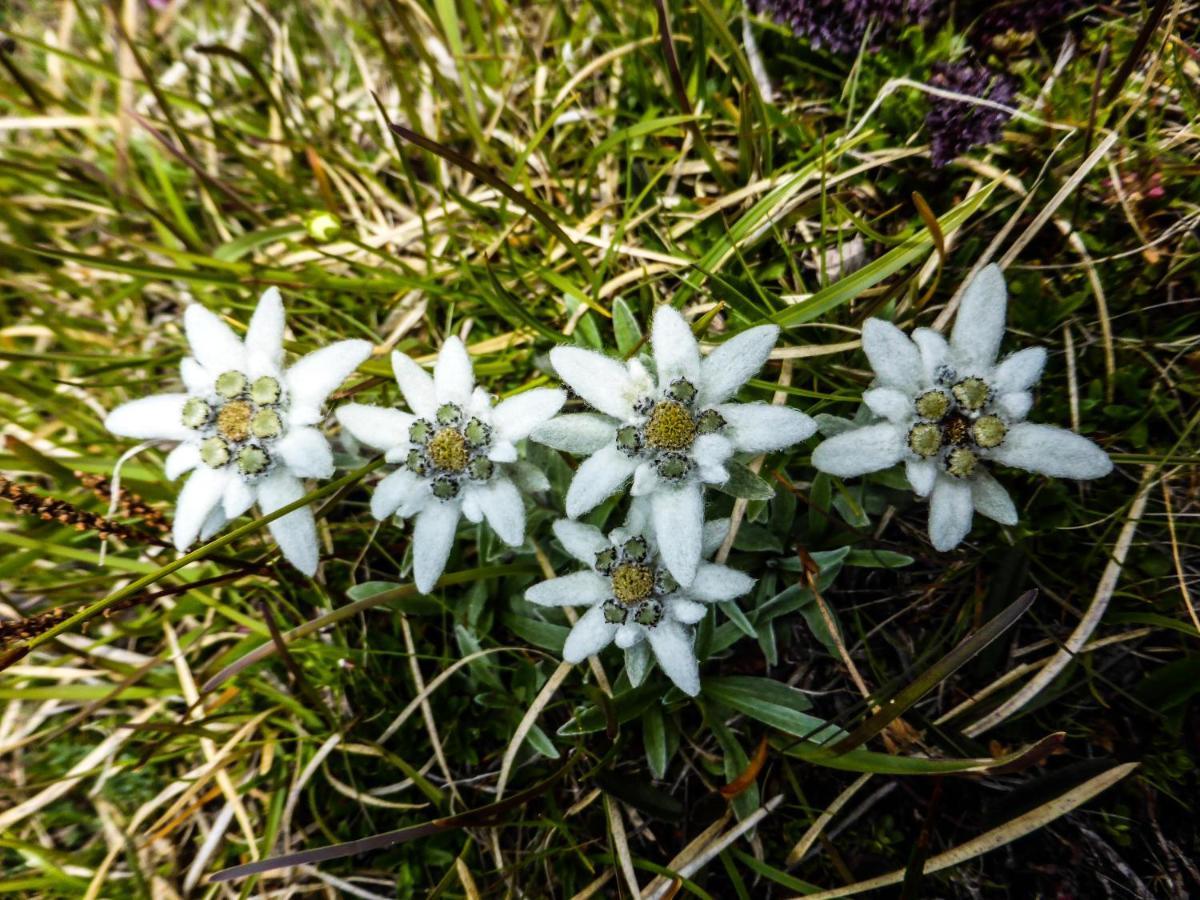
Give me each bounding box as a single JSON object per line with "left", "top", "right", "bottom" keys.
{"left": 908, "top": 423, "right": 941, "bottom": 458}
{"left": 946, "top": 447, "right": 978, "bottom": 478}
{"left": 217, "top": 400, "right": 254, "bottom": 442}
{"left": 972, "top": 415, "right": 1007, "bottom": 448}
{"left": 952, "top": 377, "right": 991, "bottom": 412}
{"left": 915, "top": 390, "right": 950, "bottom": 420}
{"left": 428, "top": 428, "right": 469, "bottom": 473}
{"left": 611, "top": 563, "right": 655, "bottom": 605}
{"left": 644, "top": 401, "right": 696, "bottom": 451}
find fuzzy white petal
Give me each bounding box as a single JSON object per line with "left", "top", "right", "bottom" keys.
{"left": 912, "top": 328, "right": 949, "bottom": 384}
{"left": 651, "top": 305, "right": 701, "bottom": 385}
{"left": 200, "top": 505, "right": 227, "bottom": 542}
{"left": 222, "top": 476, "right": 256, "bottom": 520}
{"left": 493, "top": 388, "right": 567, "bottom": 443}
{"left": 180, "top": 358, "right": 211, "bottom": 394}
{"left": 625, "top": 641, "right": 652, "bottom": 686}
{"left": 971, "top": 469, "right": 1018, "bottom": 525}
{"left": 905, "top": 459, "right": 937, "bottom": 497}
{"left": 165, "top": 443, "right": 200, "bottom": 480}
{"left": 562, "top": 604, "right": 618, "bottom": 662}
{"left": 105, "top": 394, "right": 191, "bottom": 441}
{"left": 672, "top": 598, "right": 708, "bottom": 624}
{"left": 699, "top": 325, "right": 779, "bottom": 406}
{"left": 433, "top": 336, "right": 474, "bottom": 405}
{"left": 989, "top": 423, "right": 1112, "bottom": 479}
{"left": 530, "top": 413, "right": 617, "bottom": 455}
{"left": 184, "top": 304, "right": 245, "bottom": 373}
{"left": 412, "top": 500, "right": 461, "bottom": 593}
{"left": 336, "top": 403, "right": 414, "bottom": 451}
{"left": 391, "top": 351, "right": 438, "bottom": 418}
{"left": 371, "top": 468, "right": 422, "bottom": 520}
{"left": 487, "top": 441, "right": 519, "bottom": 463}
{"left": 997, "top": 392, "right": 1033, "bottom": 422}
{"left": 652, "top": 481, "right": 703, "bottom": 587}
{"left": 549, "top": 346, "right": 635, "bottom": 420}
{"left": 511, "top": 461, "right": 551, "bottom": 494}
{"left": 615, "top": 624, "right": 640, "bottom": 649}
{"left": 526, "top": 570, "right": 610, "bottom": 607}
{"left": 701, "top": 518, "right": 731, "bottom": 557}
{"left": 689, "top": 562, "right": 755, "bottom": 602}
{"left": 276, "top": 426, "right": 334, "bottom": 479}
{"left": 811, "top": 423, "right": 905, "bottom": 478}
{"left": 950, "top": 264, "right": 1007, "bottom": 369}
{"left": 258, "top": 471, "right": 319, "bottom": 575}
{"left": 992, "top": 347, "right": 1046, "bottom": 395}
{"left": 928, "top": 476, "right": 974, "bottom": 552}
{"left": 461, "top": 491, "right": 483, "bottom": 524}
{"left": 565, "top": 444, "right": 637, "bottom": 518}
{"left": 863, "top": 388, "right": 912, "bottom": 424}
{"left": 173, "top": 465, "right": 230, "bottom": 550}
{"left": 692, "top": 434, "right": 733, "bottom": 485}
{"left": 631, "top": 461, "right": 659, "bottom": 497}
{"left": 473, "top": 477, "right": 525, "bottom": 547}
{"left": 718, "top": 403, "right": 817, "bottom": 454}
{"left": 286, "top": 340, "right": 372, "bottom": 425}
{"left": 244, "top": 287, "right": 285, "bottom": 374}
{"left": 552, "top": 519, "right": 608, "bottom": 565}
{"left": 862, "top": 319, "right": 923, "bottom": 392}
{"left": 646, "top": 617, "right": 700, "bottom": 696}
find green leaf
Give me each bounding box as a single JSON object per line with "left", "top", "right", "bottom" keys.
{"left": 612, "top": 296, "right": 643, "bottom": 356}
{"left": 714, "top": 460, "right": 775, "bottom": 501}
{"left": 769, "top": 180, "right": 999, "bottom": 327}
{"left": 703, "top": 676, "right": 839, "bottom": 743}
{"left": 642, "top": 706, "right": 668, "bottom": 780}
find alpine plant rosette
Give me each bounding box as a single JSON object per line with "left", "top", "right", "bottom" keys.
{"left": 104, "top": 288, "right": 372, "bottom": 574}
{"left": 526, "top": 515, "right": 753, "bottom": 696}
{"left": 532, "top": 305, "right": 816, "bottom": 587}
{"left": 811, "top": 265, "right": 1112, "bottom": 551}
{"left": 336, "top": 337, "right": 564, "bottom": 593}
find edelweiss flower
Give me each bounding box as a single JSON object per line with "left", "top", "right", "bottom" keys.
{"left": 104, "top": 288, "right": 372, "bottom": 574}
{"left": 812, "top": 265, "right": 1112, "bottom": 551}
{"left": 533, "top": 306, "right": 815, "bottom": 586}
{"left": 336, "top": 338, "right": 564, "bottom": 593}
{"left": 526, "top": 515, "right": 753, "bottom": 696}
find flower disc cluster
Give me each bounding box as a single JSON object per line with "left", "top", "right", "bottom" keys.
{"left": 337, "top": 337, "right": 564, "bottom": 593}
{"left": 104, "top": 289, "right": 371, "bottom": 574}
{"left": 526, "top": 516, "right": 754, "bottom": 696}
{"left": 812, "top": 265, "right": 1112, "bottom": 550}
{"left": 533, "top": 305, "right": 816, "bottom": 586}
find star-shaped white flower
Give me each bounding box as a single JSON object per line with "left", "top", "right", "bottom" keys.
{"left": 104, "top": 288, "right": 372, "bottom": 574}
{"left": 532, "top": 305, "right": 815, "bottom": 586}
{"left": 526, "top": 514, "right": 753, "bottom": 696}
{"left": 336, "top": 338, "right": 564, "bottom": 593}
{"left": 811, "top": 264, "right": 1112, "bottom": 551}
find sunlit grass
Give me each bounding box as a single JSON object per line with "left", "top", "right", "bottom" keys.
{"left": 0, "top": 1, "right": 1197, "bottom": 896}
